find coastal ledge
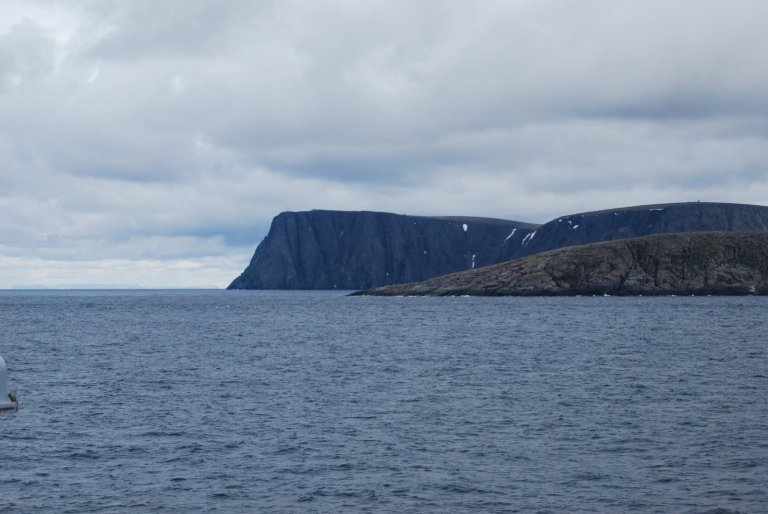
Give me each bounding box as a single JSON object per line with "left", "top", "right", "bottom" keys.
{"left": 351, "top": 231, "right": 768, "bottom": 297}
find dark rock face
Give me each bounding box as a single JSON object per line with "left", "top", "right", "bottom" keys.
{"left": 505, "top": 202, "right": 768, "bottom": 260}
{"left": 229, "top": 202, "right": 768, "bottom": 290}
{"left": 228, "top": 210, "right": 537, "bottom": 290}
{"left": 354, "top": 232, "right": 768, "bottom": 296}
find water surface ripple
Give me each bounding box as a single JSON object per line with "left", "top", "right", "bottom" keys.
{"left": 1, "top": 291, "right": 766, "bottom": 513}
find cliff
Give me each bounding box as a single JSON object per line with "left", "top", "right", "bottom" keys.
{"left": 353, "top": 232, "right": 768, "bottom": 296}
{"left": 504, "top": 202, "right": 768, "bottom": 260}
{"left": 227, "top": 210, "right": 537, "bottom": 290}
{"left": 229, "top": 202, "right": 768, "bottom": 290}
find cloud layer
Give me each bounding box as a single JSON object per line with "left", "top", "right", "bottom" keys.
{"left": 2, "top": 0, "right": 767, "bottom": 287}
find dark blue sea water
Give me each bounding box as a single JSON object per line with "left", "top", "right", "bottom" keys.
{"left": 0, "top": 290, "right": 766, "bottom": 513}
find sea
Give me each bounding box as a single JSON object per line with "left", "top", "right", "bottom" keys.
{"left": 0, "top": 290, "right": 766, "bottom": 513}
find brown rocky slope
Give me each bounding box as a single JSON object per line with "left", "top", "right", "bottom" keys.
{"left": 352, "top": 231, "right": 768, "bottom": 296}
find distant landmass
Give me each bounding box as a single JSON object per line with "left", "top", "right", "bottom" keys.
{"left": 228, "top": 210, "right": 536, "bottom": 289}
{"left": 228, "top": 202, "right": 768, "bottom": 290}
{"left": 353, "top": 231, "right": 768, "bottom": 296}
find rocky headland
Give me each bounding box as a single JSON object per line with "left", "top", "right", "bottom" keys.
{"left": 229, "top": 202, "right": 768, "bottom": 290}
{"left": 352, "top": 231, "right": 768, "bottom": 296}
{"left": 228, "top": 210, "right": 536, "bottom": 290}
{"left": 507, "top": 201, "right": 768, "bottom": 259}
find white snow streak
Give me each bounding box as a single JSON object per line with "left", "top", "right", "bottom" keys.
{"left": 521, "top": 230, "right": 537, "bottom": 246}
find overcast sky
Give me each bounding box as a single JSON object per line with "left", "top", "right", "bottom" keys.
{"left": 2, "top": 0, "right": 768, "bottom": 288}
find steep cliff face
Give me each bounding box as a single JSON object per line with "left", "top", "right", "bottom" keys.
{"left": 355, "top": 232, "right": 768, "bottom": 296}
{"left": 508, "top": 202, "right": 768, "bottom": 259}
{"left": 228, "top": 210, "right": 538, "bottom": 290}
{"left": 229, "top": 202, "right": 768, "bottom": 290}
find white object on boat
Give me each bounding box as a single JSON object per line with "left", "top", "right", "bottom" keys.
{"left": 0, "top": 355, "right": 19, "bottom": 412}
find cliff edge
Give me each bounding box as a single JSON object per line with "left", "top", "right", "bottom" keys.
{"left": 228, "top": 210, "right": 537, "bottom": 290}
{"left": 229, "top": 202, "right": 768, "bottom": 290}
{"left": 507, "top": 201, "right": 768, "bottom": 260}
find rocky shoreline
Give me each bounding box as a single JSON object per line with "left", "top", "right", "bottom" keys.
{"left": 352, "top": 231, "right": 768, "bottom": 296}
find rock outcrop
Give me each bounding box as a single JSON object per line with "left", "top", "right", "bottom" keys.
{"left": 229, "top": 202, "right": 768, "bottom": 290}
{"left": 228, "top": 210, "right": 537, "bottom": 290}
{"left": 505, "top": 202, "right": 768, "bottom": 260}
{"left": 353, "top": 232, "right": 768, "bottom": 296}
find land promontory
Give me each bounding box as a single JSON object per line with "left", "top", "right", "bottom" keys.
{"left": 352, "top": 231, "right": 768, "bottom": 296}
{"left": 229, "top": 202, "right": 768, "bottom": 290}
{"left": 228, "top": 210, "right": 536, "bottom": 290}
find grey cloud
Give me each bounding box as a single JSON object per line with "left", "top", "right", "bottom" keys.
{"left": 2, "top": 0, "right": 768, "bottom": 287}
{"left": 13, "top": 0, "right": 768, "bottom": 182}
{"left": 81, "top": 0, "right": 277, "bottom": 61}
{"left": 0, "top": 19, "right": 55, "bottom": 90}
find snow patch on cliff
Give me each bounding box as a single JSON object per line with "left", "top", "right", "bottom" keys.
{"left": 522, "top": 231, "right": 537, "bottom": 246}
